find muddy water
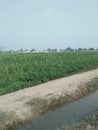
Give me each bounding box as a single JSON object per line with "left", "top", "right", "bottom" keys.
{"left": 14, "top": 90, "right": 98, "bottom": 130}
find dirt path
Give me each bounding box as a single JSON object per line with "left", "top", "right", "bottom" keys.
{"left": 0, "top": 69, "right": 98, "bottom": 127}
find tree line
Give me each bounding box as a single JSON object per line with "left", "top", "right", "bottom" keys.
{"left": 0, "top": 46, "right": 98, "bottom": 53}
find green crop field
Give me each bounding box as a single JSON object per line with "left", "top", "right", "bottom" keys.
{"left": 0, "top": 51, "right": 98, "bottom": 95}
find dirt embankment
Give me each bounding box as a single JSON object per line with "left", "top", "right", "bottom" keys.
{"left": 0, "top": 69, "right": 98, "bottom": 130}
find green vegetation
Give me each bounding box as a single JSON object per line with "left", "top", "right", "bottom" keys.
{"left": 0, "top": 51, "right": 98, "bottom": 95}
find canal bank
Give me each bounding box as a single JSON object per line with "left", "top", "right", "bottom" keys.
{"left": 12, "top": 86, "right": 98, "bottom": 130}
{"left": 0, "top": 69, "right": 98, "bottom": 130}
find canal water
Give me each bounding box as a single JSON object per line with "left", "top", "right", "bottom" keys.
{"left": 14, "top": 90, "right": 98, "bottom": 130}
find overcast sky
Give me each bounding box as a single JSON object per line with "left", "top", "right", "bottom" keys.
{"left": 0, "top": 0, "right": 98, "bottom": 50}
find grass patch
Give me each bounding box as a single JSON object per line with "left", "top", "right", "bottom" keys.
{"left": 27, "top": 95, "right": 70, "bottom": 114}
{"left": 0, "top": 111, "right": 16, "bottom": 130}
{"left": 0, "top": 111, "right": 28, "bottom": 130}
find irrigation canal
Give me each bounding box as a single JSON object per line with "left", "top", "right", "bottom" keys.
{"left": 13, "top": 90, "right": 98, "bottom": 130}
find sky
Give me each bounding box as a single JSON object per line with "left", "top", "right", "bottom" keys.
{"left": 0, "top": 0, "right": 98, "bottom": 50}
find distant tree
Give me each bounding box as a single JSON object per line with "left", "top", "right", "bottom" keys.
{"left": 47, "top": 48, "right": 51, "bottom": 52}
{"left": 66, "top": 47, "right": 72, "bottom": 51}
{"left": 88, "top": 48, "right": 95, "bottom": 51}
{"left": 31, "top": 49, "right": 35, "bottom": 52}
{"left": 83, "top": 48, "right": 87, "bottom": 51}
{"left": 19, "top": 48, "right": 23, "bottom": 52}
{"left": 25, "top": 49, "right": 28, "bottom": 51}
{"left": 78, "top": 48, "right": 83, "bottom": 52}
{"left": 51, "top": 48, "right": 57, "bottom": 52}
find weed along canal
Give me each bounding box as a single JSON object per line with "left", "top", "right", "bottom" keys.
{"left": 12, "top": 90, "right": 98, "bottom": 130}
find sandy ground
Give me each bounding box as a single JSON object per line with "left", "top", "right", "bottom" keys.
{"left": 0, "top": 69, "right": 98, "bottom": 121}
